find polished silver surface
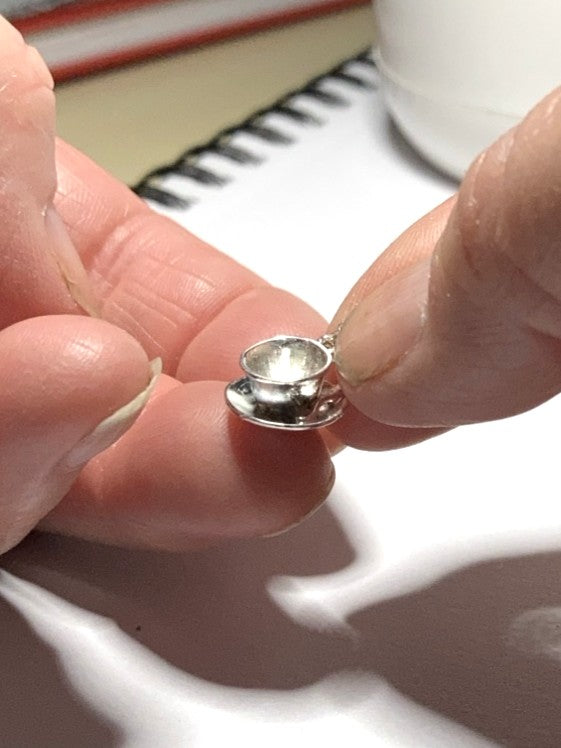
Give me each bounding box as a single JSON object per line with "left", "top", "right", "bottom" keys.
{"left": 225, "top": 334, "right": 345, "bottom": 430}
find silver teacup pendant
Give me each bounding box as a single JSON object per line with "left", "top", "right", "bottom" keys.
{"left": 225, "top": 333, "right": 345, "bottom": 430}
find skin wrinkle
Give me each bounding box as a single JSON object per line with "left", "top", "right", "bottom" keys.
{"left": 88, "top": 210, "right": 240, "bottom": 316}
{"left": 82, "top": 202, "right": 148, "bottom": 273}
{"left": 88, "top": 266, "right": 112, "bottom": 300}
{"left": 117, "top": 277, "right": 195, "bottom": 327}
{"left": 499, "top": 246, "right": 561, "bottom": 334}
{"left": 431, "top": 132, "right": 520, "bottom": 334}
{"left": 137, "top": 247, "right": 220, "bottom": 299}
{"left": 88, "top": 211, "right": 147, "bottom": 292}
{"left": 177, "top": 284, "right": 280, "bottom": 367}
{"left": 167, "top": 282, "right": 269, "bottom": 376}
{"left": 503, "top": 159, "right": 561, "bottom": 290}
{"left": 455, "top": 149, "right": 501, "bottom": 279}
{"left": 98, "top": 254, "right": 266, "bottom": 375}
{"left": 62, "top": 337, "right": 105, "bottom": 368}
{"left": 102, "top": 299, "right": 165, "bottom": 359}
{"left": 428, "top": 267, "right": 532, "bottom": 372}
{"left": 54, "top": 142, "right": 131, "bottom": 249}
{"left": 102, "top": 287, "right": 179, "bottom": 361}
{"left": 495, "top": 106, "right": 561, "bottom": 311}
{"left": 426, "top": 213, "right": 559, "bottom": 412}
{"left": 54, "top": 184, "right": 109, "bottom": 243}
{"left": 145, "top": 250, "right": 221, "bottom": 294}
{"left": 81, "top": 206, "right": 271, "bottom": 375}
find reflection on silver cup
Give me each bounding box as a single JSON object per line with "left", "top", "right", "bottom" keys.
{"left": 225, "top": 333, "right": 345, "bottom": 430}
{"left": 241, "top": 336, "right": 331, "bottom": 421}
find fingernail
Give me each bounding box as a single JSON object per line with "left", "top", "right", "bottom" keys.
{"left": 334, "top": 257, "right": 431, "bottom": 387}
{"left": 61, "top": 357, "right": 162, "bottom": 470}
{"left": 45, "top": 205, "right": 101, "bottom": 317}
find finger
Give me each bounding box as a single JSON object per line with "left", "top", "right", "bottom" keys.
{"left": 329, "top": 201, "right": 454, "bottom": 449}
{"left": 41, "top": 380, "right": 335, "bottom": 550}
{"left": 0, "top": 315, "right": 153, "bottom": 553}
{"left": 55, "top": 139, "right": 275, "bottom": 374}
{"left": 332, "top": 197, "right": 455, "bottom": 321}
{"left": 176, "top": 286, "right": 327, "bottom": 381}
{"left": 55, "top": 140, "right": 332, "bottom": 376}
{"left": 0, "top": 17, "right": 97, "bottom": 326}
{"left": 334, "top": 86, "right": 561, "bottom": 431}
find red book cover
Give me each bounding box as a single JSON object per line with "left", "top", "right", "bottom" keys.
{"left": 6, "top": 0, "right": 369, "bottom": 81}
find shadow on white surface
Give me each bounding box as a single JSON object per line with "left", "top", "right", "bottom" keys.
{"left": 1, "top": 495, "right": 561, "bottom": 745}
{"left": 0, "top": 584, "right": 119, "bottom": 747}
{"left": 2, "top": 504, "right": 357, "bottom": 687}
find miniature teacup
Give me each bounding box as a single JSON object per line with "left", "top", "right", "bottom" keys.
{"left": 240, "top": 335, "right": 332, "bottom": 419}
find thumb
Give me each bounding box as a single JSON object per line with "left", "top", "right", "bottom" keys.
{"left": 0, "top": 315, "right": 158, "bottom": 553}
{"left": 334, "top": 86, "right": 561, "bottom": 431}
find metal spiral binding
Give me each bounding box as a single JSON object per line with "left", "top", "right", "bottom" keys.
{"left": 133, "top": 50, "right": 376, "bottom": 209}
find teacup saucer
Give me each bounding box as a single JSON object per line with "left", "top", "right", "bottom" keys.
{"left": 225, "top": 377, "right": 345, "bottom": 430}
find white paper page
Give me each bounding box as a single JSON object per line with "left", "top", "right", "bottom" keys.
{"left": 154, "top": 60, "right": 452, "bottom": 320}
{"left": 1, "top": 58, "right": 559, "bottom": 747}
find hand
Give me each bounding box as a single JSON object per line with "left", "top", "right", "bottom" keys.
{"left": 331, "top": 85, "right": 561, "bottom": 451}
{"left": 0, "top": 17, "right": 334, "bottom": 553}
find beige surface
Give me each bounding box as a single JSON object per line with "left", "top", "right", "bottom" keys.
{"left": 55, "top": 5, "right": 375, "bottom": 184}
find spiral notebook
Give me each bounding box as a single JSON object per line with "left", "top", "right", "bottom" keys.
{"left": 2, "top": 53, "right": 561, "bottom": 747}
{"left": 134, "top": 53, "right": 452, "bottom": 320}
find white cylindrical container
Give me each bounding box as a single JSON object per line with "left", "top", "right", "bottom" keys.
{"left": 374, "top": 0, "right": 561, "bottom": 178}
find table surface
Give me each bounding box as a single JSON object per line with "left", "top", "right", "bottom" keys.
{"left": 55, "top": 5, "right": 376, "bottom": 184}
